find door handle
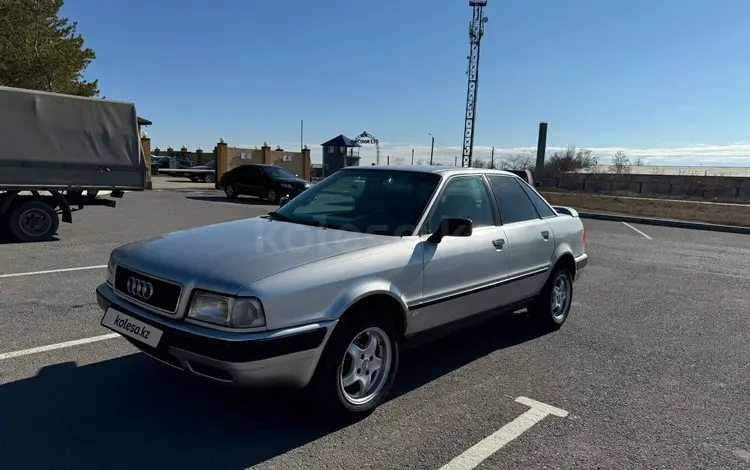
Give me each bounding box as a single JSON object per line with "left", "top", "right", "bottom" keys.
{"left": 541, "top": 230, "right": 550, "bottom": 240}
{"left": 492, "top": 239, "right": 505, "bottom": 249}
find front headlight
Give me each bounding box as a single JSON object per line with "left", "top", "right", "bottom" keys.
{"left": 188, "top": 292, "right": 266, "bottom": 328}
{"left": 303, "top": 183, "right": 311, "bottom": 189}
{"left": 280, "top": 183, "right": 293, "bottom": 189}
{"left": 106, "top": 256, "right": 116, "bottom": 284}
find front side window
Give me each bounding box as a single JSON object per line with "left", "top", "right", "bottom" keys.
{"left": 275, "top": 170, "right": 441, "bottom": 236}
{"left": 427, "top": 175, "right": 495, "bottom": 233}
{"left": 265, "top": 166, "right": 297, "bottom": 179}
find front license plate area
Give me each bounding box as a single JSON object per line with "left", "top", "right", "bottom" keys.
{"left": 101, "top": 308, "right": 163, "bottom": 348}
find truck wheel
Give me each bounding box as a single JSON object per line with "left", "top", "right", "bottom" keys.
{"left": 529, "top": 267, "right": 573, "bottom": 332}
{"left": 310, "top": 311, "right": 400, "bottom": 420}
{"left": 8, "top": 200, "right": 60, "bottom": 242}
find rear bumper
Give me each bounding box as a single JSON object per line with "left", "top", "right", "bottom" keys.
{"left": 96, "top": 283, "right": 336, "bottom": 388}
{"left": 574, "top": 253, "right": 588, "bottom": 281}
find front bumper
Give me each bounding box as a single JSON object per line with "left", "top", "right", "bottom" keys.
{"left": 96, "top": 283, "right": 336, "bottom": 388}
{"left": 574, "top": 253, "right": 588, "bottom": 281}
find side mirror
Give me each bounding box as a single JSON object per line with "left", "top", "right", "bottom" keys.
{"left": 428, "top": 217, "right": 472, "bottom": 244}
{"left": 279, "top": 196, "right": 290, "bottom": 208}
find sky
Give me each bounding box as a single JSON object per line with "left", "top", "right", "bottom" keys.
{"left": 62, "top": 0, "right": 750, "bottom": 167}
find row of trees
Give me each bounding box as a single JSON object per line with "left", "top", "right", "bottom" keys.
{"left": 388, "top": 146, "right": 611, "bottom": 175}
{"left": 0, "top": 0, "right": 99, "bottom": 96}
{"left": 467, "top": 147, "right": 645, "bottom": 176}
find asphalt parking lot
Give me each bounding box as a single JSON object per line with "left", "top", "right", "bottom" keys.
{"left": 1, "top": 182, "right": 749, "bottom": 470}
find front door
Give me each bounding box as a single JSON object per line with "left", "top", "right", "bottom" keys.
{"left": 411, "top": 174, "right": 510, "bottom": 334}
{"left": 486, "top": 175, "right": 556, "bottom": 303}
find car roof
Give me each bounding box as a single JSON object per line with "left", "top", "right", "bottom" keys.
{"left": 339, "top": 165, "right": 519, "bottom": 178}
{"left": 229, "top": 163, "right": 287, "bottom": 169}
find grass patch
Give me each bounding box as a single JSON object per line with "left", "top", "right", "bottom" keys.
{"left": 541, "top": 192, "right": 750, "bottom": 227}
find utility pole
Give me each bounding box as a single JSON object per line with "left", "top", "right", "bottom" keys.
{"left": 462, "top": 0, "right": 489, "bottom": 168}
{"left": 429, "top": 133, "right": 435, "bottom": 165}
{"left": 387, "top": 155, "right": 390, "bottom": 165}
{"left": 411, "top": 149, "right": 415, "bottom": 165}
{"left": 490, "top": 146, "right": 495, "bottom": 169}
{"left": 454, "top": 156, "right": 458, "bottom": 166}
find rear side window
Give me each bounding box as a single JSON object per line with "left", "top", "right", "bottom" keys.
{"left": 486, "top": 175, "right": 539, "bottom": 224}
{"left": 517, "top": 180, "right": 556, "bottom": 218}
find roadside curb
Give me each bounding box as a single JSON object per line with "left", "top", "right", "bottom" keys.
{"left": 578, "top": 211, "right": 750, "bottom": 235}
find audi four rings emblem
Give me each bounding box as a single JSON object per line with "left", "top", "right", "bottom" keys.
{"left": 126, "top": 277, "right": 154, "bottom": 300}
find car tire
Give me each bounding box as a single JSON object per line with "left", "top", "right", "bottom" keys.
{"left": 224, "top": 183, "right": 238, "bottom": 199}
{"left": 266, "top": 189, "right": 278, "bottom": 204}
{"left": 529, "top": 266, "right": 573, "bottom": 332}
{"left": 205, "top": 174, "right": 215, "bottom": 184}
{"left": 310, "top": 311, "right": 400, "bottom": 420}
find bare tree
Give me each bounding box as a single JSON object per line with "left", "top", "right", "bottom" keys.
{"left": 543, "top": 146, "right": 597, "bottom": 176}
{"left": 633, "top": 156, "right": 645, "bottom": 166}
{"left": 610, "top": 151, "right": 631, "bottom": 175}
{"left": 391, "top": 157, "right": 406, "bottom": 165}
{"left": 471, "top": 158, "right": 488, "bottom": 168}
{"left": 415, "top": 159, "right": 425, "bottom": 165}
{"left": 502, "top": 154, "right": 534, "bottom": 171}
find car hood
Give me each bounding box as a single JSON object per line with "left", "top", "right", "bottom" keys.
{"left": 112, "top": 217, "right": 394, "bottom": 294}
{"left": 274, "top": 177, "right": 308, "bottom": 186}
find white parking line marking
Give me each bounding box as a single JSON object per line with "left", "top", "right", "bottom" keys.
{"left": 0, "top": 333, "right": 120, "bottom": 361}
{"left": 0, "top": 265, "right": 106, "bottom": 279}
{"left": 621, "top": 222, "right": 652, "bottom": 239}
{"left": 439, "top": 397, "right": 569, "bottom": 470}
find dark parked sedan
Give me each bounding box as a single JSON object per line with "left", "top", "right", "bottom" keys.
{"left": 219, "top": 163, "right": 311, "bottom": 204}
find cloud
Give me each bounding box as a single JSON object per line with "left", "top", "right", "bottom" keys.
{"left": 238, "top": 140, "right": 750, "bottom": 167}
{"left": 342, "top": 142, "right": 750, "bottom": 166}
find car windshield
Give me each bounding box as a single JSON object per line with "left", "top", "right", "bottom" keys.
{"left": 274, "top": 169, "right": 441, "bottom": 236}
{"left": 265, "top": 166, "right": 297, "bottom": 179}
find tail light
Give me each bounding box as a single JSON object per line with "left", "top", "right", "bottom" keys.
{"left": 582, "top": 226, "right": 587, "bottom": 245}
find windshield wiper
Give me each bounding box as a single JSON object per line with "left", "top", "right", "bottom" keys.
{"left": 267, "top": 211, "right": 294, "bottom": 222}
{"left": 267, "top": 211, "right": 331, "bottom": 229}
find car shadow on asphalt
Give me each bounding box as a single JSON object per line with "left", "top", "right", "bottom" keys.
{"left": 0, "top": 313, "right": 545, "bottom": 470}
{"left": 0, "top": 232, "right": 59, "bottom": 245}
{"left": 186, "top": 195, "right": 277, "bottom": 207}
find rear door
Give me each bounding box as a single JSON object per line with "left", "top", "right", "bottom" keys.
{"left": 486, "top": 175, "right": 556, "bottom": 303}
{"left": 237, "top": 165, "right": 263, "bottom": 195}
{"left": 413, "top": 174, "right": 510, "bottom": 332}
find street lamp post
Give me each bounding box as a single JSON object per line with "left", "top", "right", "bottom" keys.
{"left": 428, "top": 133, "right": 435, "bottom": 165}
